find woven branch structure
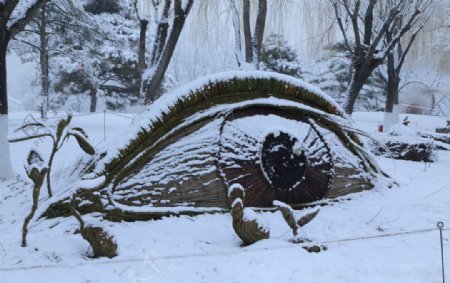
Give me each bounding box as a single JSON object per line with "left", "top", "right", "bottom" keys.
{"left": 46, "top": 72, "right": 386, "bottom": 220}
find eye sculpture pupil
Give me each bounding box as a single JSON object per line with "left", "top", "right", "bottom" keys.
{"left": 261, "top": 132, "right": 307, "bottom": 191}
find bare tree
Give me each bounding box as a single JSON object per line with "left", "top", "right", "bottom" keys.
{"left": 243, "top": 0, "right": 252, "bottom": 63}
{"left": 231, "top": 0, "right": 267, "bottom": 69}
{"left": 138, "top": 0, "right": 194, "bottom": 104}
{"left": 252, "top": 0, "right": 267, "bottom": 65}
{"left": 39, "top": 5, "right": 49, "bottom": 118}
{"left": 229, "top": 0, "right": 244, "bottom": 67}
{"left": 330, "top": 0, "right": 434, "bottom": 114}
{"left": 134, "top": 0, "right": 159, "bottom": 87}
{"left": 384, "top": 9, "right": 433, "bottom": 130}
{"left": 0, "top": 0, "right": 49, "bottom": 179}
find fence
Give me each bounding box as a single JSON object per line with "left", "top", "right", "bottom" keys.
{"left": 0, "top": 224, "right": 446, "bottom": 273}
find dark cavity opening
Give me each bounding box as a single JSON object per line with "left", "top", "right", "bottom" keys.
{"left": 261, "top": 132, "right": 307, "bottom": 191}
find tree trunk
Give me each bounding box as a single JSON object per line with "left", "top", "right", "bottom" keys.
{"left": 45, "top": 146, "right": 56, "bottom": 197}
{"left": 344, "top": 70, "right": 367, "bottom": 115}
{"left": 252, "top": 0, "right": 267, "bottom": 66}
{"left": 144, "top": 0, "right": 192, "bottom": 103}
{"left": 39, "top": 6, "right": 49, "bottom": 119}
{"left": 345, "top": 56, "right": 381, "bottom": 115}
{"left": 382, "top": 63, "right": 400, "bottom": 131}
{"left": 138, "top": 19, "right": 148, "bottom": 75}
{"left": 0, "top": 35, "right": 8, "bottom": 116}
{"left": 384, "top": 30, "right": 400, "bottom": 114}
{"left": 0, "top": 39, "right": 13, "bottom": 179}
{"left": 384, "top": 63, "right": 400, "bottom": 113}
{"left": 229, "top": 0, "right": 243, "bottom": 67}
{"left": 89, "top": 88, "right": 97, "bottom": 113}
{"left": 382, "top": 30, "right": 401, "bottom": 131}
{"left": 137, "top": 19, "right": 148, "bottom": 97}
{"left": 149, "top": 0, "right": 171, "bottom": 66}
{"left": 243, "top": 0, "right": 253, "bottom": 64}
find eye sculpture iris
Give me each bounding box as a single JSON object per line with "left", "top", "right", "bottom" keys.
{"left": 261, "top": 132, "right": 308, "bottom": 192}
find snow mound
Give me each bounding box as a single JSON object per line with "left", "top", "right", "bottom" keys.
{"left": 388, "top": 124, "right": 418, "bottom": 137}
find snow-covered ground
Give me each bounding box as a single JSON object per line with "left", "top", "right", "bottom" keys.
{"left": 6, "top": 52, "right": 38, "bottom": 112}
{"left": 1, "top": 111, "right": 449, "bottom": 283}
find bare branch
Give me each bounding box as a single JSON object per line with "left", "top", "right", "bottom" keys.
{"left": 351, "top": 0, "right": 361, "bottom": 48}
{"left": 12, "top": 38, "right": 41, "bottom": 50}
{"left": 395, "top": 3, "right": 434, "bottom": 72}
{"left": 331, "top": 1, "right": 352, "bottom": 53}
{"left": 366, "top": 1, "right": 403, "bottom": 59}
{"left": 363, "top": 0, "right": 377, "bottom": 45}
{"left": 229, "top": 0, "right": 243, "bottom": 67}
{"left": 379, "top": 7, "right": 423, "bottom": 61}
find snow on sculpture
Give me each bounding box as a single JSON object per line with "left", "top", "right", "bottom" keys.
{"left": 45, "top": 71, "right": 387, "bottom": 220}
{"left": 229, "top": 184, "right": 270, "bottom": 245}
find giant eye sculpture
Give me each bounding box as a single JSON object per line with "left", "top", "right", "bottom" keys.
{"left": 47, "top": 72, "right": 386, "bottom": 221}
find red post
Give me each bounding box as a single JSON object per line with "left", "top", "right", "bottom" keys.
{"left": 378, "top": 124, "right": 383, "bottom": 132}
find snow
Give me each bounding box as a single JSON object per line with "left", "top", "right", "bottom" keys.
{"left": 383, "top": 105, "right": 400, "bottom": 132}
{"left": 232, "top": 197, "right": 270, "bottom": 233}
{"left": 73, "top": 176, "right": 106, "bottom": 192}
{"left": 273, "top": 200, "right": 291, "bottom": 209}
{"left": 242, "top": 208, "right": 270, "bottom": 233}
{"left": 92, "top": 71, "right": 348, "bottom": 176}
{"left": 24, "top": 148, "right": 46, "bottom": 175}
{"left": 0, "top": 1, "right": 448, "bottom": 280}
{"left": 106, "top": 201, "right": 227, "bottom": 214}
{"left": 1, "top": 111, "right": 450, "bottom": 282}
{"left": 217, "top": 113, "right": 365, "bottom": 190}
{"left": 352, "top": 112, "right": 446, "bottom": 133}
{"left": 0, "top": 115, "right": 13, "bottom": 179}
{"left": 228, "top": 183, "right": 244, "bottom": 197}
{"left": 136, "top": 0, "right": 153, "bottom": 21}
{"left": 6, "top": 51, "right": 38, "bottom": 111}
{"left": 231, "top": 198, "right": 243, "bottom": 208}
{"left": 389, "top": 124, "right": 419, "bottom": 137}
{"left": 220, "top": 115, "right": 313, "bottom": 166}
{"left": 112, "top": 118, "right": 222, "bottom": 206}
{"left": 6, "top": 0, "right": 39, "bottom": 29}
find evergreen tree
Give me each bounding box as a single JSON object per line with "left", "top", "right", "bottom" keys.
{"left": 261, "top": 34, "right": 303, "bottom": 78}
{"left": 12, "top": 0, "right": 142, "bottom": 112}
{"left": 308, "top": 42, "right": 386, "bottom": 111}
{"left": 84, "top": 0, "right": 121, "bottom": 15}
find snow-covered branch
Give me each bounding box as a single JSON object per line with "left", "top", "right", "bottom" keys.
{"left": 7, "top": 0, "right": 48, "bottom": 38}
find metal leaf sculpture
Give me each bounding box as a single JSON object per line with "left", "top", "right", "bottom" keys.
{"left": 229, "top": 184, "right": 270, "bottom": 245}
{"left": 273, "top": 200, "right": 319, "bottom": 236}
{"left": 22, "top": 150, "right": 48, "bottom": 247}
{"left": 10, "top": 114, "right": 95, "bottom": 197}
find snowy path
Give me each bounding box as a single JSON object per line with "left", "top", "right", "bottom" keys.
{"left": 0, "top": 226, "right": 444, "bottom": 272}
